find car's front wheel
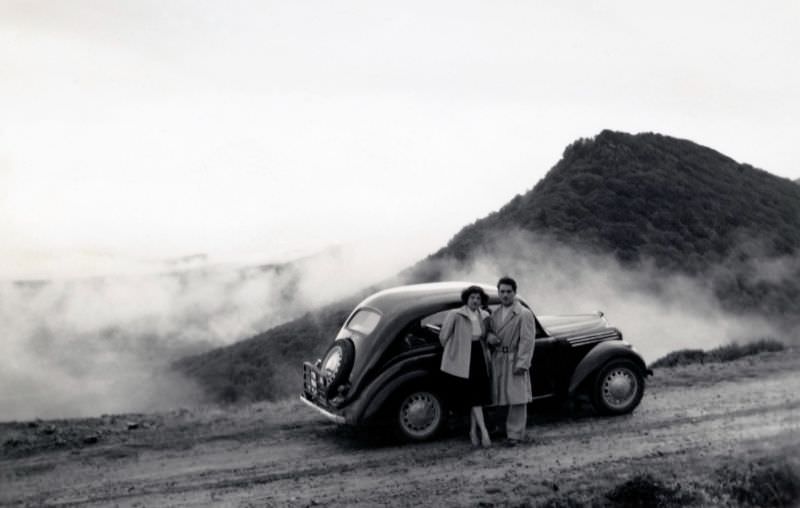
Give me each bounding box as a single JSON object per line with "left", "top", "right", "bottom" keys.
{"left": 393, "top": 388, "right": 446, "bottom": 442}
{"left": 590, "top": 359, "right": 645, "bottom": 415}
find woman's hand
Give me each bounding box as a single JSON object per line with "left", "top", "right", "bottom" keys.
{"left": 486, "top": 333, "right": 500, "bottom": 346}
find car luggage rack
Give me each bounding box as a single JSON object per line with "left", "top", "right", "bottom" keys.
{"left": 303, "top": 361, "right": 330, "bottom": 402}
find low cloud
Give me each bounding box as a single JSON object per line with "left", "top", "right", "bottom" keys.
{"left": 432, "top": 231, "right": 787, "bottom": 364}
{"left": 3, "top": 229, "right": 794, "bottom": 420}
{"left": 0, "top": 244, "right": 408, "bottom": 421}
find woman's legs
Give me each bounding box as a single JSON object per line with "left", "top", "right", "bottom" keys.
{"left": 471, "top": 406, "right": 491, "bottom": 447}
{"left": 469, "top": 411, "right": 479, "bottom": 446}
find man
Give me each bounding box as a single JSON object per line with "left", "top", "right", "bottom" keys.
{"left": 488, "top": 276, "right": 535, "bottom": 445}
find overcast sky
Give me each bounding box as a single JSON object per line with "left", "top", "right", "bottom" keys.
{"left": 2, "top": 1, "right": 798, "bottom": 280}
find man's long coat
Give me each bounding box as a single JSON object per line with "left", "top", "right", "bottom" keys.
{"left": 489, "top": 300, "right": 536, "bottom": 406}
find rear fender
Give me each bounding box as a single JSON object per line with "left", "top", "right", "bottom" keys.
{"left": 361, "top": 369, "right": 437, "bottom": 423}
{"left": 568, "top": 341, "right": 647, "bottom": 394}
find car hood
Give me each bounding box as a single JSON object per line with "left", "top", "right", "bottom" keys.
{"left": 538, "top": 313, "right": 609, "bottom": 337}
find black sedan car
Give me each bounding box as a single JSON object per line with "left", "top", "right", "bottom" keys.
{"left": 301, "top": 282, "right": 650, "bottom": 441}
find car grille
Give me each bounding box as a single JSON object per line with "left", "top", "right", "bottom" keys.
{"left": 565, "top": 329, "right": 620, "bottom": 347}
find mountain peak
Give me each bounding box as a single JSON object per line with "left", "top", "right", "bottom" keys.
{"left": 432, "top": 130, "right": 800, "bottom": 269}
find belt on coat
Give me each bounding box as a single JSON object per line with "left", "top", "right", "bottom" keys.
{"left": 495, "top": 347, "right": 514, "bottom": 354}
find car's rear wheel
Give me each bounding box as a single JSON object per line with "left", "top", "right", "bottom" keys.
{"left": 393, "top": 388, "right": 446, "bottom": 442}
{"left": 590, "top": 359, "right": 644, "bottom": 415}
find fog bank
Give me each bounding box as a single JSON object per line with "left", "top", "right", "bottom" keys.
{"left": 433, "top": 232, "right": 787, "bottom": 363}
{"left": 0, "top": 245, "right": 405, "bottom": 421}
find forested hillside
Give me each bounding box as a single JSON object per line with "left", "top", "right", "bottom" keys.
{"left": 175, "top": 131, "right": 800, "bottom": 403}
{"left": 428, "top": 130, "right": 799, "bottom": 269}
{"left": 414, "top": 130, "right": 800, "bottom": 316}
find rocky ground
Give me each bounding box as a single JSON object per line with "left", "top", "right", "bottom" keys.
{"left": 2, "top": 348, "right": 799, "bottom": 507}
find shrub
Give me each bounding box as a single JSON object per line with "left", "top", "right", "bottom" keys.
{"left": 604, "top": 473, "right": 698, "bottom": 507}
{"left": 650, "top": 339, "right": 785, "bottom": 368}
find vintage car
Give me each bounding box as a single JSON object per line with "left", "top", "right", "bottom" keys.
{"left": 300, "top": 282, "right": 651, "bottom": 441}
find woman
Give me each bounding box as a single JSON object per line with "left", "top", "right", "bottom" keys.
{"left": 438, "top": 285, "right": 493, "bottom": 447}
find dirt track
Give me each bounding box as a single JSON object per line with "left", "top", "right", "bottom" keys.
{"left": 2, "top": 349, "right": 799, "bottom": 507}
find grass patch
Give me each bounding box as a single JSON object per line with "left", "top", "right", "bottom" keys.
{"left": 537, "top": 458, "right": 799, "bottom": 507}
{"left": 649, "top": 339, "right": 785, "bottom": 369}
{"left": 716, "top": 458, "right": 800, "bottom": 507}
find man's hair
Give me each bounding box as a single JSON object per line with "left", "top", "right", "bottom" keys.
{"left": 497, "top": 276, "right": 517, "bottom": 292}
{"left": 461, "top": 285, "right": 489, "bottom": 306}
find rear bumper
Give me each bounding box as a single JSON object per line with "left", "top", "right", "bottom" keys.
{"left": 299, "top": 394, "right": 346, "bottom": 424}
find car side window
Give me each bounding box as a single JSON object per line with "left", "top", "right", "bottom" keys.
{"left": 400, "top": 309, "right": 452, "bottom": 349}
{"left": 420, "top": 309, "right": 449, "bottom": 332}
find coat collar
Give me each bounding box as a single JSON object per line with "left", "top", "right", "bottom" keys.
{"left": 494, "top": 300, "right": 522, "bottom": 330}
{"left": 456, "top": 305, "right": 489, "bottom": 319}
{"left": 496, "top": 300, "right": 522, "bottom": 315}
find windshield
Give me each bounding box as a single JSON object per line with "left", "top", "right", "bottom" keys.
{"left": 346, "top": 308, "right": 381, "bottom": 335}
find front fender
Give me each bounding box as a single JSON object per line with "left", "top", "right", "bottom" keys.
{"left": 568, "top": 341, "right": 648, "bottom": 394}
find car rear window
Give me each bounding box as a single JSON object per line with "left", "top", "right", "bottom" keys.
{"left": 346, "top": 309, "right": 381, "bottom": 335}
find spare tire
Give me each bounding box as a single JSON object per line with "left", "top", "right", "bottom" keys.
{"left": 320, "top": 339, "right": 355, "bottom": 399}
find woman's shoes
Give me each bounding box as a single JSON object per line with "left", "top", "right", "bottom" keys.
{"left": 470, "top": 427, "right": 480, "bottom": 447}
{"left": 470, "top": 428, "right": 491, "bottom": 447}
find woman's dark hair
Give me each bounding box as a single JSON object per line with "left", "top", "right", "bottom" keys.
{"left": 461, "top": 285, "right": 489, "bottom": 306}
{"left": 497, "top": 276, "right": 517, "bottom": 292}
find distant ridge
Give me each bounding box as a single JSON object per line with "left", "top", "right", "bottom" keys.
{"left": 175, "top": 130, "right": 800, "bottom": 403}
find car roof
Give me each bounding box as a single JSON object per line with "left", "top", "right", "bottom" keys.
{"left": 357, "top": 282, "right": 500, "bottom": 316}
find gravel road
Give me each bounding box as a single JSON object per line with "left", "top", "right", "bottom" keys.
{"left": 2, "top": 349, "right": 798, "bottom": 507}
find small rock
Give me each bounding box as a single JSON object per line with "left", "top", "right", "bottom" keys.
{"left": 42, "top": 425, "right": 57, "bottom": 435}
{"left": 552, "top": 482, "right": 559, "bottom": 492}
{"left": 127, "top": 422, "right": 140, "bottom": 430}
{"left": 83, "top": 435, "right": 99, "bottom": 445}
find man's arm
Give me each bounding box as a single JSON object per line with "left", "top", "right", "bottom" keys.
{"left": 484, "top": 313, "right": 500, "bottom": 346}
{"left": 514, "top": 309, "right": 536, "bottom": 374}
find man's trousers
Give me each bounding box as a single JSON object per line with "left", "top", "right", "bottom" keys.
{"left": 506, "top": 404, "right": 527, "bottom": 440}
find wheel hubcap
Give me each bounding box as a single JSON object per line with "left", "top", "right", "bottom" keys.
{"left": 400, "top": 392, "right": 440, "bottom": 436}
{"left": 601, "top": 367, "right": 638, "bottom": 409}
